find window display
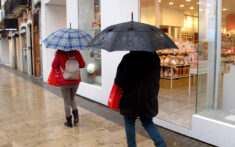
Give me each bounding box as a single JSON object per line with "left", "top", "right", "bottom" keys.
{"left": 78, "top": 0, "right": 101, "bottom": 86}
{"left": 157, "top": 40, "right": 196, "bottom": 89}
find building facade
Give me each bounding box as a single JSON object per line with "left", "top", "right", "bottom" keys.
{"left": 41, "top": 0, "right": 235, "bottom": 146}
{"left": 0, "top": 0, "right": 42, "bottom": 77}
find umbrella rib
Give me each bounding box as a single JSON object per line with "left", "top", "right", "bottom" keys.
{"left": 78, "top": 30, "right": 82, "bottom": 49}
{"left": 68, "top": 30, "right": 72, "bottom": 51}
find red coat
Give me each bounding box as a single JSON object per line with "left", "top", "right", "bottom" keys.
{"left": 52, "top": 50, "right": 85, "bottom": 85}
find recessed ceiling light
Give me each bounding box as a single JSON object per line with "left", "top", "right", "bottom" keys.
{"left": 186, "top": 0, "right": 191, "bottom": 2}
{"left": 180, "top": 4, "right": 184, "bottom": 7}
{"left": 223, "top": 8, "right": 227, "bottom": 11}
{"left": 169, "top": 2, "right": 174, "bottom": 5}
{"left": 190, "top": 7, "right": 194, "bottom": 10}
{"left": 158, "top": 0, "right": 161, "bottom": 2}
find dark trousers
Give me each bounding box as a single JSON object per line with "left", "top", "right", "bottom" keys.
{"left": 124, "top": 117, "right": 166, "bottom": 147}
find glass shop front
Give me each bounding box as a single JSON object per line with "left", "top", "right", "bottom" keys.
{"left": 140, "top": 0, "right": 235, "bottom": 129}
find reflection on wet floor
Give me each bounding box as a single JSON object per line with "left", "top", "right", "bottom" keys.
{"left": 158, "top": 86, "right": 196, "bottom": 128}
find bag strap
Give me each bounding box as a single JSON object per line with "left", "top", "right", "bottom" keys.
{"left": 60, "top": 66, "right": 64, "bottom": 72}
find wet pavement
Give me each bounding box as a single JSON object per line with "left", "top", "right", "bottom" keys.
{"left": 0, "top": 65, "right": 215, "bottom": 147}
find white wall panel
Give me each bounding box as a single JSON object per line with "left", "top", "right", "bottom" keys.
{"left": 192, "top": 115, "right": 235, "bottom": 146}
{"left": 41, "top": 2, "right": 66, "bottom": 81}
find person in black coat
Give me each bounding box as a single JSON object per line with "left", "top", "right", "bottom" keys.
{"left": 115, "top": 51, "right": 166, "bottom": 147}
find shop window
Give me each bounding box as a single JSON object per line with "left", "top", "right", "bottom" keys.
{"left": 219, "top": 0, "right": 235, "bottom": 119}
{"left": 140, "top": 0, "right": 199, "bottom": 128}
{"left": 197, "top": 0, "right": 235, "bottom": 126}
{"left": 78, "top": 0, "right": 101, "bottom": 86}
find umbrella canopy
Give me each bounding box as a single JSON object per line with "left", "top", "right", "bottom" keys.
{"left": 43, "top": 28, "right": 92, "bottom": 51}
{"left": 88, "top": 21, "right": 178, "bottom": 52}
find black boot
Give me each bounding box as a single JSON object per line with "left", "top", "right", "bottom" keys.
{"left": 72, "top": 109, "right": 79, "bottom": 125}
{"left": 64, "top": 116, "right": 73, "bottom": 127}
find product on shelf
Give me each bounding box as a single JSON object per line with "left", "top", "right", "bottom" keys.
{"left": 175, "top": 39, "right": 195, "bottom": 53}
{"left": 163, "top": 56, "right": 170, "bottom": 65}
{"left": 157, "top": 54, "right": 189, "bottom": 66}
{"left": 156, "top": 40, "right": 198, "bottom": 79}
{"left": 170, "top": 56, "right": 177, "bottom": 65}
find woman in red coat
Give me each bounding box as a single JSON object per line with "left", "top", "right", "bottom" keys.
{"left": 52, "top": 50, "right": 85, "bottom": 127}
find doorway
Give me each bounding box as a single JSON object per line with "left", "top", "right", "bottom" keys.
{"left": 33, "top": 12, "right": 41, "bottom": 77}
{"left": 13, "top": 36, "right": 18, "bottom": 69}
{"left": 21, "top": 27, "right": 28, "bottom": 74}
{"left": 28, "top": 23, "right": 33, "bottom": 75}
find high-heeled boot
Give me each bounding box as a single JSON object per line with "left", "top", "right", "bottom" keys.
{"left": 72, "top": 109, "right": 79, "bottom": 125}
{"left": 64, "top": 116, "right": 73, "bottom": 127}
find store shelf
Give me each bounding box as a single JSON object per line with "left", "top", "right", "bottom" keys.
{"left": 161, "top": 65, "right": 190, "bottom": 68}
{"left": 161, "top": 76, "right": 189, "bottom": 80}
{"left": 160, "top": 64, "right": 191, "bottom": 89}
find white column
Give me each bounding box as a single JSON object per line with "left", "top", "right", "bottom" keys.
{"left": 197, "top": 0, "right": 217, "bottom": 109}
{"left": 213, "top": 0, "right": 221, "bottom": 109}
{"left": 205, "top": 0, "right": 217, "bottom": 109}
{"left": 66, "top": 0, "right": 79, "bottom": 28}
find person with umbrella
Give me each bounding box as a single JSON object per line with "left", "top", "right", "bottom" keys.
{"left": 89, "top": 16, "right": 177, "bottom": 147}
{"left": 44, "top": 27, "right": 92, "bottom": 127}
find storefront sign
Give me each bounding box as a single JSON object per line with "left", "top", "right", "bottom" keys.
{"left": 4, "top": 19, "right": 18, "bottom": 31}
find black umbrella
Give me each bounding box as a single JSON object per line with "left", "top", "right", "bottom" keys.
{"left": 88, "top": 18, "right": 178, "bottom": 52}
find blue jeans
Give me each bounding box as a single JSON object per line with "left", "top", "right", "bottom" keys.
{"left": 124, "top": 117, "right": 166, "bottom": 147}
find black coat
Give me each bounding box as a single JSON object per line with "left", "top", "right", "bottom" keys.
{"left": 115, "top": 51, "right": 161, "bottom": 119}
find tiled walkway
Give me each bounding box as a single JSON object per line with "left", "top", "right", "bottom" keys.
{"left": 0, "top": 66, "right": 214, "bottom": 147}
